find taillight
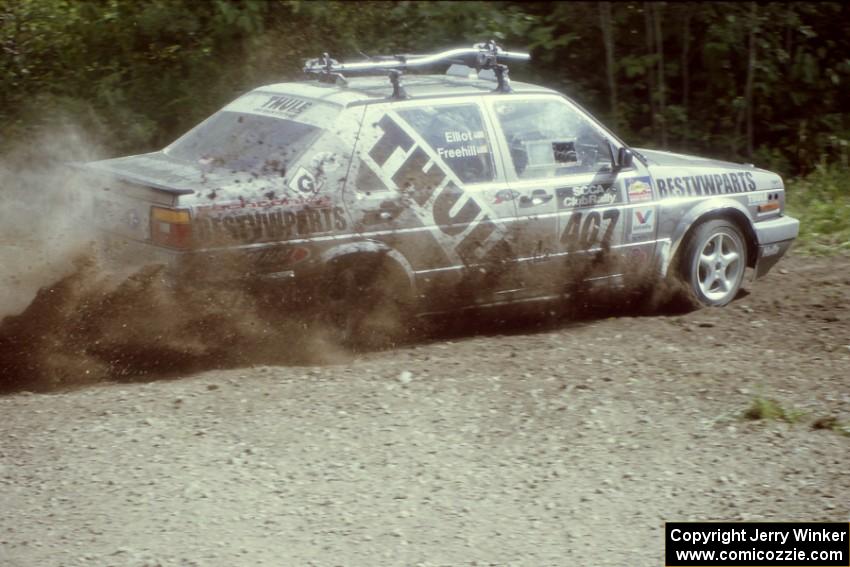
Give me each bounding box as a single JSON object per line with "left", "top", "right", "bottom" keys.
{"left": 150, "top": 206, "right": 192, "bottom": 249}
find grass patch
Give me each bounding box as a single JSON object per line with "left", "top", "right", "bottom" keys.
{"left": 784, "top": 165, "right": 850, "bottom": 255}
{"left": 743, "top": 397, "right": 850, "bottom": 437}
{"left": 812, "top": 417, "right": 850, "bottom": 437}
{"left": 742, "top": 396, "right": 807, "bottom": 423}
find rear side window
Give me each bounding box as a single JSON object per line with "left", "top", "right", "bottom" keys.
{"left": 397, "top": 104, "right": 495, "bottom": 184}
{"left": 166, "top": 111, "right": 321, "bottom": 173}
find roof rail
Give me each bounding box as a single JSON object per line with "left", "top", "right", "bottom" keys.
{"left": 303, "top": 40, "right": 530, "bottom": 81}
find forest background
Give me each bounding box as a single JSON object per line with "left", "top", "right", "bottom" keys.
{"left": 1, "top": 0, "right": 848, "bottom": 250}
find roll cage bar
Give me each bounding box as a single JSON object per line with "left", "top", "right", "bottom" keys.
{"left": 303, "top": 41, "right": 530, "bottom": 97}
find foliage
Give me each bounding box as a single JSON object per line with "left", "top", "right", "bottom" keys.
{"left": 1, "top": 0, "right": 849, "bottom": 175}
{"left": 742, "top": 396, "right": 806, "bottom": 423}
{"left": 743, "top": 397, "right": 850, "bottom": 438}
{"left": 785, "top": 165, "right": 850, "bottom": 254}
{"left": 1, "top": 0, "right": 269, "bottom": 151}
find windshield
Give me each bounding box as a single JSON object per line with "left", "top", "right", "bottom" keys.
{"left": 166, "top": 111, "right": 321, "bottom": 173}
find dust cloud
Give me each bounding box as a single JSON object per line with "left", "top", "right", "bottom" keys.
{"left": 0, "top": 256, "right": 350, "bottom": 393}
{"left": 0, "top": 127, "right": 101, "bottom": 318}
{"left": 0, "top": 130, "right": 348, "bottom": 394}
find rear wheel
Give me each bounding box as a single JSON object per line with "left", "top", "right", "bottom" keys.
{"left": 680, "top": 219, "right": 747, "bottom": 307}
{"left": 320, "top": 256, "right": 414, "bottom": 348}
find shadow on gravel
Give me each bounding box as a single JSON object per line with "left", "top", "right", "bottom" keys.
{"left": 0, "top": 255, "right": 700, "bottom": 396}
{"left": 416, "top": 276, "right": 699, "bottom": 345}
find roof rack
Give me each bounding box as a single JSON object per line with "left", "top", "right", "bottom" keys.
{"left": 303, "top": 41, "right": 530, "bottom": 97}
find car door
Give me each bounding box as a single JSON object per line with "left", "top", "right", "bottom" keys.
{"left": 486, "top": 94, "right": 658, "bottom": 293}
{"left": 349, "top": 97, "right": 521, "bottom": 306}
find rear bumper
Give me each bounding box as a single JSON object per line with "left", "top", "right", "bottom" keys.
{"left": 753, "top": 215, "right": 799, "bottom": 279}
{"left": 98, "top": 233, "right": 183, "bottom": 274}
{"left": 97, "top": 232, "right": 311, "bottom": 287}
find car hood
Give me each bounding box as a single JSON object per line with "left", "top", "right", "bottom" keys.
{"left": 634, "top": 148, "right": 784, "bottom": 196}
{"left": 634, "top": 148, "right": 753, "bottom": 170}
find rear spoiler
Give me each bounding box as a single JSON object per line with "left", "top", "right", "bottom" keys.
{"left": 68, "top": 161, "right": 196, "bottom": 196}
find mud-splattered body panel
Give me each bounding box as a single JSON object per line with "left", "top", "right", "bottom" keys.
{"left": 84, "top": 76, "right": 798, "bottom": 310}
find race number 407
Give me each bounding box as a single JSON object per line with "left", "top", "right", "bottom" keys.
{"left": 560, "top": 209, "right": 620, "bottom": 251}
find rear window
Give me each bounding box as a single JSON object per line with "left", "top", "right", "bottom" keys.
{"left": 166, "top": 111, "right": 321, "bottom": 173}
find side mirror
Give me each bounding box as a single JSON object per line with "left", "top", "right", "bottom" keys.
{"left": 616, "top": 147, "right": 634, "bottom": 171}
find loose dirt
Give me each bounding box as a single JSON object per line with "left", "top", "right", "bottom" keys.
{"left": 1, "top": 253, "right": 848, "bottom": 566}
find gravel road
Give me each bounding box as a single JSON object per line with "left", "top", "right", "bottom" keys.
{"left": 1, "top": 253, "right": 848, "bottom": 567}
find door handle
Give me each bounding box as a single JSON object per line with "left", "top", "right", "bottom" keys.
{"left": 362, "top": 200, "right": 404, "bottom": 224}
{"left": 519, "top": 189, "right": 553, "bottom": 208}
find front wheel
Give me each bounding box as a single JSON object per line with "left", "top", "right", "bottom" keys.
{"left": 680, "top": 219, "right": 747, "bottom": 307}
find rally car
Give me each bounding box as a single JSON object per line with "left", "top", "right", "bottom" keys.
{"left": 82, "top": 42, "right": 799, "bottom": 341}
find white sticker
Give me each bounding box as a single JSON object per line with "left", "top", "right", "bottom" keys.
{"left": 748, "top": 192, "right": 769, "bottom": 205}
{"left": 762, "top": 243, "right": 781, "bottom": 257}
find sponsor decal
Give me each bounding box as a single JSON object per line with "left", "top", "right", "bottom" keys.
{"left": 559, "top": 209, "right": 620, "bottom": 252}
{"left": 194, "top": 206, "right": 347, "bottom": 243}
{"left": 492, "top": 189, "right": 520, "bottom": 205}
{"left": 630, "top": 207, "right": 656, "bottom": 235}
{"left": 556, "top": 183, "right": 618, "bottom": 210}
{"left": 656, "top": 171, "right": 757, "bottom": 198}
{"left": 368, "top": 113, "right": 414, "bottom": 166}
{"left": 626, "top": 176, "right": 653, "bottom": 203}
{"left": 255, "top": 95, "right": 312, "bottom": 119}
{"left": 555, "top": 183, "right": 619, "bottom": 209}
{"left": 199, "top": 195, "right": 331, "bottom": 212}
{"left": 360, "top": 111, "right": 511, "bottom": 266}
{"left": 290, "top": 166, "right": 319, "bottom": 193}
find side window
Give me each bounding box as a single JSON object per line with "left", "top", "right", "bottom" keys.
{"left": 493, "top": 99, "right": 612, "bottom": 180}
{"left": 397, "top": 104, "right": 495, "bottom": 184}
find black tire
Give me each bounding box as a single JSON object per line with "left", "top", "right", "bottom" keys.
{"left": 319, "top": 256, "right": 414, "bottom": 349}
{"left": 679, "top": 219, "right": 748, "bottom": 307}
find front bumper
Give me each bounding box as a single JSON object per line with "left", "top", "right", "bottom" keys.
{"left": 753, "top": 215, "right": 800, "bottom": 279}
